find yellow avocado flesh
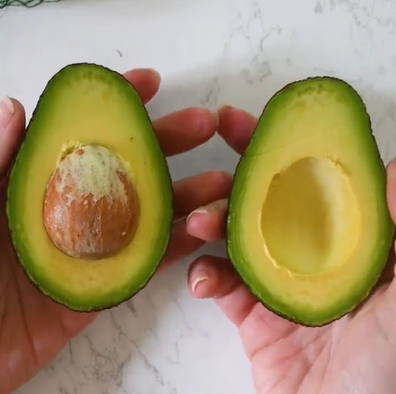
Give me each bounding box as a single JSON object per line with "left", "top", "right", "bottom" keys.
{"left": 6, "top": 64, "right": 173, "bottom": 311}
{"left": 261, "top": 156, "right": 360, "bottom": 276}
{"left": 227, "top": 77, "right": 394, "bottom": 326}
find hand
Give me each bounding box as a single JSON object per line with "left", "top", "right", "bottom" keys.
{"left": 0, "top": 68, "right": 232, "bottom": 394}
{"left": 186, "top": 105, "right": 396, "bottom": 394}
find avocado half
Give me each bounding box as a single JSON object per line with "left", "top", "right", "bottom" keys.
{"left": 6, "top": 63, "right": 173, "bottom": 312}
{"left": 226, "top": 76, "right": 394, "bottom": 327}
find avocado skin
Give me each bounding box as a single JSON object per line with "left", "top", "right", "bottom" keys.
{"left": 225, "top": 76, "right": 395, "bottom": 327}
{"left": 5, "top": 63, "right": 174, "bottom": 312}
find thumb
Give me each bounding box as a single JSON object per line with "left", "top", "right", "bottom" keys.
{"left": 384, "top": 159, "right": 396, "bottom": 285}
{"left": 0, "top": 97, "right": 26, "bottom": 178}
{"left": 386, "top": 159, "right": 396, "bottom": 224}
{"left": 373, "top": 159, "right": 396, "bottom": 320}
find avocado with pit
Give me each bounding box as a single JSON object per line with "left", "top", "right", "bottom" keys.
{"left": 226, "top": 76, "right": 394, "bottom": 327}
{"left": 6, "top": 63, "right": 173, "bottom": 312}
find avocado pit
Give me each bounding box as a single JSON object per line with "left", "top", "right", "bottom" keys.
{"left": 42, "top": 143, "right": 139, "bottom": 260}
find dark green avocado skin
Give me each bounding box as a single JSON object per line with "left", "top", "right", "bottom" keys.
{"left": 5, "top": 63, "right": 174, "bottom": 312}
{"left": 225, "top": 76, "right": 395, "bottom": 327}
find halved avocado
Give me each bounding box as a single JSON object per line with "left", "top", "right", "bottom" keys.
{"left": 226, "top": 77, "right": 394, "bottom": 327}
{"left": 6, "top": 63, "right": 173, "bottom": 312}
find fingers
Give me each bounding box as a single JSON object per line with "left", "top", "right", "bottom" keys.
{"left": 385, "top": 160, "right": 396, "bottom": 293}
{"left": 157, "top": 171, "right": 232, "bottom": 271}
{"left": 217, "top": 105, "right": 257, "bottom": 155}
{"left": 123, "top": 70, "right": 218, "bottom": 156}
{"left": 187, "top": 255, "right": 257, "bottom": 327}
{"left": 153, "top": 108, "right": 218, "bottom": 157}
{"left": 122, "top": 68, "right": 161, "bottom": 104}
{"left": 0, "top": 68, "right": 159, "bottom": 178}
{"left": 182, "top": 172, "right": 256, "bottom": 327}
{"left": 186, "top": 198, "right": 228, "bottom": 241}
{"left": 188, "top": 255, "right": 239, "bottom": 298}
{"left": 386, "top": 159, "right": 396, "bottom": 225}
{"left": 377, "top": 245, "right": 395, "bottom": 286}
{"left": 0, "top": 97, "right": 26, "bottom": 178}
{"left": 158, "top": 220, "right": 205, "bottom": 271}
{"left": 173, "top": 172, "right": 232, "bottom": 220}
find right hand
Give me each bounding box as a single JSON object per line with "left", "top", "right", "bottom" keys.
{"left": 185, "top": 104, "right": 396, "bottom": 394}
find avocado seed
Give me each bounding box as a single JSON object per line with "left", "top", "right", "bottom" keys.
{"left": 42, "top": 144, "right": 139, "bottom": 260}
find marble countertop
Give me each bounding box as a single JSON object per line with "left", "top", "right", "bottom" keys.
{"left": 1, "top": 0, "right": 396, "bottom": 393}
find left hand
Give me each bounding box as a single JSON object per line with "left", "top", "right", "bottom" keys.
{"left": 0, "top": 68, "right": 232, "bottom": 394}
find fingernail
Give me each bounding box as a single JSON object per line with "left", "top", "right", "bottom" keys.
{"left": 387, "top": 159, "right": 396, "bottom": 177}
{"left": 0, "top": 97, "right": 15, "bottom": 130}
{"left": 211, "top": 111, "right": 220, "bottom": 128}
{"left": 218, "top": 104, "right": 233, "bottom": 112}
{"left": 211, "top": 110, "right": 219, "bottom": 121}
{"left": 186, "top": 207, "right": 208, "bottom": 223}
{"left": 192, "top": 275, "right": 208, "bottom": 292}
{"left": 149, "top": 68, "right": 161, "bottom": 83}
{"left": 194, "top": 106, "right": 219, "bottom": 126}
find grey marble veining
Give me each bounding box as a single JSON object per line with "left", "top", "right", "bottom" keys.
{"left": 1, "top": 0, "right": 396, "bottom": 393}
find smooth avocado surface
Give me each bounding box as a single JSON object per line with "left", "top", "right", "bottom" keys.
{"left": 6, "top": 63, "right": 173, "bottom": 312}
{"left": 227, "top": 77, "right": 394, "bottom": 327}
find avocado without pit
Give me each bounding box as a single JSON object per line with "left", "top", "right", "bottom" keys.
{"left": 6, "top": 63, "right": 173, "bottom": 312}
{"left": 226, "top": 76, "right": 394, "bottom": 327}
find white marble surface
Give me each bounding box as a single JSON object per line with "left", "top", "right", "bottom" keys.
{"left": 1, "top": 0, "right": 396, "bottom": 393}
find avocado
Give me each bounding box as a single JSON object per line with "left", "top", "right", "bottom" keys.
{"left": 6, "top": 63, "right": 173, "bottom": 312}
{"left": 226, "top": 77, "right": 394, "bottom": 327}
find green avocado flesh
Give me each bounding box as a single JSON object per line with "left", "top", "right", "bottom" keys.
{"left": 226, "top": 77, "right": 394, "bottom": 327}
{"left": 6, "top": 63, "right": 173, "bottom": 312}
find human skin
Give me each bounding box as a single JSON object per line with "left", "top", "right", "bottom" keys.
{"left": 0, "top": 68, "right": 233, "bottom": 394}
{"left": 3, "top": 74, "right": 396, "bottom": 394}
{"left": 186, "top": 105, "right": 396, "bottom": 394}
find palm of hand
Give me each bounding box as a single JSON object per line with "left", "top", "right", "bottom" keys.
{"left": 0, "top": 179, "right": 96, "bottom": 394}
{"left": 189, "top": 237, "right": 396, "bottom": 394}
{"left": 186, "top": 105, "right": 396, "bottom": 394}
{"left": 241, "top": 283, "right": 396, "bottom": 394}
{"left": 3, "top": 75, "right": 396, "bottom": 394}
{"left": 0, "top": 68, "right": 230, "bottom": 394}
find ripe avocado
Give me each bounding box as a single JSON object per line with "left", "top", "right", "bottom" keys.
{"left": 226, "top": 77, "right": 394, "bottom": 327}
{"left": 6, "top": 63, "right": 173, "bottom": 312}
